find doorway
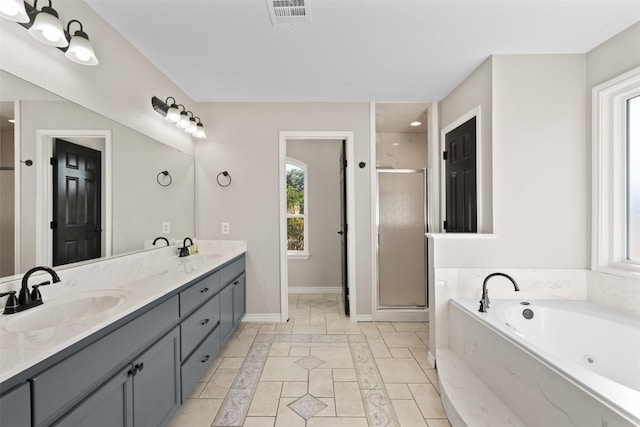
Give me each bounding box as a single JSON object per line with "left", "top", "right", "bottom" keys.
{"left": 371, "top": 102, "right": 431, "bottom": 321}
{"left": 35, "top": 130, "right": 112, "bottom": 267}
{"left": 377, "top": 169, "right": 427, "bottom": 308}
{"left": 52, "top": 138, "right": 102, "bottom": 266}
{"left": 279, "top": 131, "right": 356, "bottom": 322}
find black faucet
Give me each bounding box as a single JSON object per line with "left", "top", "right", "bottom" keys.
{"left": 1, "top": 266, "right": 61, "bottom": 314}
{"left": 478, "top": 272, "right": 520, "bottom": 313}
{"left": 179, "top": 237, "right": 194, "bottom": 257}
{"left": 153, "top": 237, "right": 170, "bottom": 246}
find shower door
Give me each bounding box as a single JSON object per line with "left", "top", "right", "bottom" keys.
{"left": 377, "top": 169, "right": 427, "bottom": 308}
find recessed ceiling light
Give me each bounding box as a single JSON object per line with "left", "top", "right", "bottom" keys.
{"left": 410, "top": 121, "right": 422, "bottom": 127}
{"left": 8, "top": 119, "right": 15, "bottom": 123}
{"left": 392, "top": 142, "right": 400, "bottom": 146}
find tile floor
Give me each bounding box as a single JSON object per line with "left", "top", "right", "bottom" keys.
{"left": 168, "top": 293, "right": 450, "bottom": 427}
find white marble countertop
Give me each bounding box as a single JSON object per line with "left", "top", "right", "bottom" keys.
{"left": 0, "top": 240, "right": 247, "bottom": 384}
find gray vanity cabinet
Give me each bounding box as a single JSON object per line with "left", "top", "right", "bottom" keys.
{"left": 132, "top": 327, "right": 181, "bottom": 427}
{"left": 52, "top": 367, "right": 132, "bottom": 427}
{"left": 0, "top": 382, "right": 31, "bottom": 427}
{"left": 52, "top": 327, "right": 180, "bottom": 427}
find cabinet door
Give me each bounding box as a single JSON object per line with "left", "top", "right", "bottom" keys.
{"left": 233, "top": 274, "right": 246, "bottom": 325}
{"left": 0, "top": 383, "right": 31, "bottom": 427}
{"left": 132, "top": 327, "right": 180, "bottom": 427}
{"left": 220, "top": 284, "right": 234, "bottom": 341}
{"left": 52, "top": 367, "right": 133, "bottom": 427}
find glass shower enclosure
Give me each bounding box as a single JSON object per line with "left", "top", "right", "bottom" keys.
{"left": 377, "top": 169, "right": 428, "bottom": 308}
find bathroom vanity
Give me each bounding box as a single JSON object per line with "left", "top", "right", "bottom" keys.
{"left": 0, "top": 241, "right": 246, "bottom": 427}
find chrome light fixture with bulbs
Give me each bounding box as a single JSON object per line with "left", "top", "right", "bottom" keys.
{"left": 0, "top": 0, "right": 99, "bottom": 65}
{"left": 152, "top": 96, "right": 207, "bottom": 140}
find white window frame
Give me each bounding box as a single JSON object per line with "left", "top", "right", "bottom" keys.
{"left": 592, "top": 65, "right": 640, "bottom": 278}
{"left": 286, "top": 157, "right": 310, "bottom": 259}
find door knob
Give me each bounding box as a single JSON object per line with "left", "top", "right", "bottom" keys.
{"left": 337, "top": 231, "right": 344, "bottom": 235}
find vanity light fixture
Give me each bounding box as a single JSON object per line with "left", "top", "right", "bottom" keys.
{"left": 0, "top": 0, "right": 29, "bottom": 23}
{"left": 194, "top": 118, "right": 206, "bottom": 139}
{"left": 64, "top": 20, "right": 98, "bottom": 65}
{"left": 0, "top": 0, "right": 99, "bottom": 65}
{"left": 28, "top": 0, "right": 67, "bottom": 47}
{"left": 164, "top": 98, "right": 181, "bottom": 123}
{"left": 151, "top": 96, "right": 207, "bottom": 139}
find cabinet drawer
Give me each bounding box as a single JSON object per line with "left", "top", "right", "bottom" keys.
{"left": 32, "top": 296, "right": 179, "bottom": 427}
{"left": 181, "top": 294, "right": 220, "bottom": 360}
{"left": 180, "top": 271, "right": 220, "bottom": 315}
{"left": 181, "top": 327, "right": 221, "bottom": 402}
{"left": 0, "top": 382, "right": 30, "bottom": 427}
{"left": 220, "top": 256, "right": 245, "bottom": 287}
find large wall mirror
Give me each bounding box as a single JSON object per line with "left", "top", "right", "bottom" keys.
{"left": 0, "top": 70, "right": 195, "bottom": 281}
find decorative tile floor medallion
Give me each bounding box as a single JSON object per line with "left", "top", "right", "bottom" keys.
{"left": 288, "top": 393, "right": 328, "bottom": 420}
{"left": 295, "top": 355, "right": 325, "bottom": 370}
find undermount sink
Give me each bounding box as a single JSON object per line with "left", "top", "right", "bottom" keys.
{"left": 2, "top": 290, "right": 130, "bottom": 333}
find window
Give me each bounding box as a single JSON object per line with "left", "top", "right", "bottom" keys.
{"left": 593, "top": 66, "right": 640, "bottom": 276}
{"left": 286, "top": 158, "right": 309, "bottom": 259}
{"left": 628, "top": 95, "right": 640, "bottom": 262}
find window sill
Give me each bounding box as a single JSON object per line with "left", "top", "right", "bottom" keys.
{"left": 288, "top": 252, "right": 310, "bottom": 260}
{"left": 594, "top": 264, "right": 640, "bottom": 280}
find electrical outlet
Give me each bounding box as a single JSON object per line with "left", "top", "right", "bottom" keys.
{"left": 162, "top": 222, "right": 170, "bottom": 234}
{"left": 222, "top": 222, "right": 230, "bottom": 235}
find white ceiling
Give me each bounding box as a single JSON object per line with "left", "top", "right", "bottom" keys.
{"left": 86, "top": 0, "right": 640, "bottom": 102}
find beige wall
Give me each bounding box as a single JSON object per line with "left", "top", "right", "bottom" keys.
{"left": 586, "top": 22, "right": 640, "bottom": 315}
{"left": 375, "top": 132, "right": 427, "bottom": 169}
{"left": 286, "top": 140, "right": 342, "bottom": 289}
{"left": 0, "top": 1, "right": 194, "bottom": 155}
{"left": 194, "top": 103, "right": 371, "bottom": 317}
{"left": 18, "top": 100, "right": 194, "bottom": 271}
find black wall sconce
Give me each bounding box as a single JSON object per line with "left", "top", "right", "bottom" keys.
{"left": 0, "top": 0, "right": 99, "bottom": 66}
{"left": 152, "top": 96, "right": 206, "bottom": 139}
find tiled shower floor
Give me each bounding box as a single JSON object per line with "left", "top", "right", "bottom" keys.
{"left": 168, "top": 293, "right": 450, "bottom": 427}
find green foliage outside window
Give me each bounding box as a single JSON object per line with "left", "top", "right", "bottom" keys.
{"left": 287, "top": 165, "right": 305, "bottom": 251}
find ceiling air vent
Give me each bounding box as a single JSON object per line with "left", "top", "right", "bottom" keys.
{"left": 267, "top": 0, "right": 311, "bottom": 25}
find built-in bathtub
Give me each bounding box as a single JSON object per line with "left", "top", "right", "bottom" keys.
{"left": 442, "top": 298, "right": 640, "bottom": 427}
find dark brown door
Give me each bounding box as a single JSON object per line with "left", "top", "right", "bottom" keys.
{"left": 339, "top": 140, "right": 349, "bottom": 315}
{"left": 53, "top": 138, "right": 102, "bottom": 266}
{"left": 445, "top": 117, "right": 477, "bottom": 232}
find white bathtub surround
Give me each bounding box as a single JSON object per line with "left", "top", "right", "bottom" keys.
{"left": 0, "top": 240, "right": 247, "bottom": 384}
{"left": 430, "top": 268, "right": 588, "bottom": 353}
{"left": 588, "top": 270, "right": 640, "bottom": 317}
{"left": 443, "top": 298, "right": 639, "bottom": 426}
{"left": 437, "top": 349, "right": 525, "bottom": 427}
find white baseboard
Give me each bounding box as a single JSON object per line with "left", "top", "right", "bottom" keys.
{"left": 289, "top": 286, "right": 343, "bottom": 294}
{"left": 353, "top": 314, "right": 373, "bottom": 322}
{"left": 428, "top": 351, "right": 437, "bottom": 369}
{"left": 242, "top": 313, "right": 282, "bottom": 323}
